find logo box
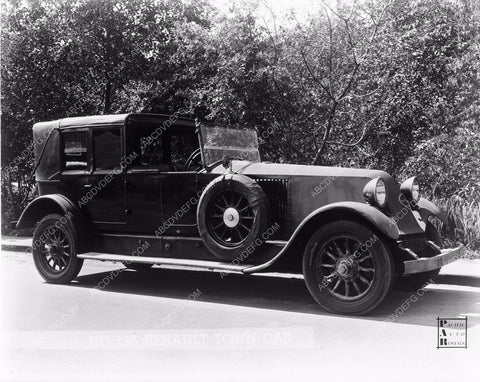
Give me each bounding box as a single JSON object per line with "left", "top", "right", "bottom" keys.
{"left": 437, "top": 317, "right": 467, "bottom": 349}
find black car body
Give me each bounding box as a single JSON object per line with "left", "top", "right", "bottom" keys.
{"left": 16, "top": 113, "right": 463, "bottom": 315}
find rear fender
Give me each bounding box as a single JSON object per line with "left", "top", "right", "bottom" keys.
{"left": 16, "top": 194, "right": 89, "bottom": 251}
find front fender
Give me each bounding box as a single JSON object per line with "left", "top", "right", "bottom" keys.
{"left": 302, "top": 202, "right": 400, "bottom": 240}
{"left": 244, "top": 202, "right": 398, "bottom": 273}
{"left": 417, "top": 197, "right": 447, "bottom": 225}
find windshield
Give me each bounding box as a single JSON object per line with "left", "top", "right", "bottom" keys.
{"left": 198, "top": 123, "right": 261, "bottom": 168}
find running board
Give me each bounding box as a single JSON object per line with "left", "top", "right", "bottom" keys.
{"left": 77, "top": 252, "right": 251, "bottom": 273}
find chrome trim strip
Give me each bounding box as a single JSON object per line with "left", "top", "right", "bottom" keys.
{"left": 77, "top": 252, "right": 248, "bottom": 273}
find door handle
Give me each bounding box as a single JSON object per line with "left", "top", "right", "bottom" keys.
{"left": 84, "top": 184, "right": 92, "bottom": 188}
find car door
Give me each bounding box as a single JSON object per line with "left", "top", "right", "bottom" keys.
{"left": 123, "top": 122, "right": 200, "bottom": 236}
{"left": 124, "top": 123, "right": 163, "bottom": 234}
{"left": 88, "top": 127, "right": 127, "bottom": 227}
{"left": 125, "top": 167, "right": 163, "bottom": 234}
{"left": 60, "top": 129, "right": 92, "bottom": 208}
{"left": 158, "top": 130, "right": 201, "bottom": 237}
{"left": 159, "top": 172, "right": 198, "bottom": 236}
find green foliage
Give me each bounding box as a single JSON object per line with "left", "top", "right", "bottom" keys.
{"left": 1, "top": 0, "right": 213, "bottom": 233}
{"left": 1, "top": 0, "right": 479, "bottom": 249}
{"left": 433, "top": 189, "right": 480, "bottom": 250}
{"left": 400, "top": 129, "right": 480, "bottom": 198}
{"left": 402, "top": 127, "right": 480, "bottom": 250}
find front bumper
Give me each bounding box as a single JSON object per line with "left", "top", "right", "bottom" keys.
{"left": 403, "top": 245, "right": 463, "bottom": 275}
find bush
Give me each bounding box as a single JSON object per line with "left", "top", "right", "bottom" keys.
{"left": 1, "top": 166, "right": 36, "bottom": 236}
{"left": 400, "top": 128, "right": 480, "bottom": 250}
{"left": 433, "top": 185, "right": 480, "bottom": 250}
{"left": 400, "top": 128, "right": 480, "bottom": 198}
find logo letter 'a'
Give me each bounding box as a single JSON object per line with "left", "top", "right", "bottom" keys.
{"left": 439, "top": 328, "right": 448, "bottom": 346}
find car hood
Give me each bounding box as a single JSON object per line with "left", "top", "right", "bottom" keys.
{"left": 208, "top": 160, "right": 426, "bottom": 237}
{"left": 211, "top": 160, "right": 391, "bottom": 181}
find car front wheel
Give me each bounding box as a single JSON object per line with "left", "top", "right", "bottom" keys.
{"left": 303, "top": 220, "right": 395, "bottom": 315}
{"left": 32, "top": 213, "right": 83, "bottom": 284}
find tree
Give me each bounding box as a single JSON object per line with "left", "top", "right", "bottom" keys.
{"left": 1, "top": 0, "right": 213, "bottom": 233}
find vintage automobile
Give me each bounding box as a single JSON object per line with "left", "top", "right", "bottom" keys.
{"left": 15, "top": 113, "right": 463, "bottom": 315}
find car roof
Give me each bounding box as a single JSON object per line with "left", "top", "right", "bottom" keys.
{"left": 32, "top": 113, "right": 196, "bottom": 131}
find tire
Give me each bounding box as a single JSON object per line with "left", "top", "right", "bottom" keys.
{"left": 197, "top": 174, "right": 269, "bottom": 261}
{"left": 32, "top": 213, "right": 84, "bottom": 284}
{"left": 302, "top": 220, "right": 395, "bottom": 315}
{"left": 122, "top": 262, "right": 153, "bottom": 271}
{"left": 396, "top": 221, "right": 442, "bottom": 290}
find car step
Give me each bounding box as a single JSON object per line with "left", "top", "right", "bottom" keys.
{"left": 77, "top": 252, "right": 251, "bottom": 273}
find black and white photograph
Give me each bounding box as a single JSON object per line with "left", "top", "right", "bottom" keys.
{"left": 1, "top": 0, "right": 479, "bottom": 380}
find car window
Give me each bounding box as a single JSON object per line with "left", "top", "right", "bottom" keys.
{"left": 125, "top": 124, "right": 199, "bottom": 171}
{"left": 63, "top": 131, "right": 88, "bottom": 171}
{"left": 93, "top": 129, "right": 121, "bottom": 170}
{"left": 170, "top": 133, "right": 199, "bottom": 164}
{"left": 139, "top": 136, "right": 163, "bottom": 166}
{"left": 125, "top": 126, "right": 162, "bottom": 169}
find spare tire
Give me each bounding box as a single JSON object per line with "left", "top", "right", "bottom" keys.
{"left": 197, "top": 174, "right": 270, "bottom": 261}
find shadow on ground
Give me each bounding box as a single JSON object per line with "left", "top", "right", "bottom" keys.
{"left": 69, "top": 265, "right": 480, "bottom": 328}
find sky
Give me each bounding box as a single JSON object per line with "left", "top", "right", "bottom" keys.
{"left": 209, "top": 0, "right": 361, "bottom": 29}
{"left": 211, "top": 0, "right": 324, "bottom": 15}
{"left": 210, "top": 0, "right": 335, "bottom": 22}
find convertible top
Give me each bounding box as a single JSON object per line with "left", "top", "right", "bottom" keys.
{"left": 31, "top": 113, "right": 197, "bottom": 180}
{"left": 32, "top": 113, "right": 196, "bottom": 132}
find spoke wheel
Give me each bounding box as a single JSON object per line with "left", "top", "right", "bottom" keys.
{"left": 32, "top": 213, "right": 83, "bottom": 284}
{"left": 38, "top": 225, "right": 72, "bottom": 273}
{"left": 207, "top": 189, "right": 254, "bottom": 247}
{"left": 197, "top": 174, "right": 269, "bottom": 261}
{"left": 316, "top": 236, "right": 376, "bottom": 301}
{"left": 303, "top": 220, "right": 395, "bottom": 315}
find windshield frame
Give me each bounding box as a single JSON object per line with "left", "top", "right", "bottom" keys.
{"left": 196, "top": 121, "right": 261, "bottom": 171}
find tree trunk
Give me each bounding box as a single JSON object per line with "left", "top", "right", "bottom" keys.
{"left": 103, "top": 78, "right": 111, "bottom": 114}
{"left": 312, "top": 101, "right": 337, "bottom": 166}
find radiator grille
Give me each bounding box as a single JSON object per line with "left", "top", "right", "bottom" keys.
{"left": 255, "top": 178, "right": 289, "bottom": 239}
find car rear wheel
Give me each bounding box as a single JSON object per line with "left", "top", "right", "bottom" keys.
{"left": 303, "top": 220, "right": 395, "bottom": 315}
{"left": 32, "top": 213, "right": 83, "bottom": 284}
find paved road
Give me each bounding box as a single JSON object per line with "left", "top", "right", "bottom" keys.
{"left": 1, "top": 249, "right": 479, "bottom": 382}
